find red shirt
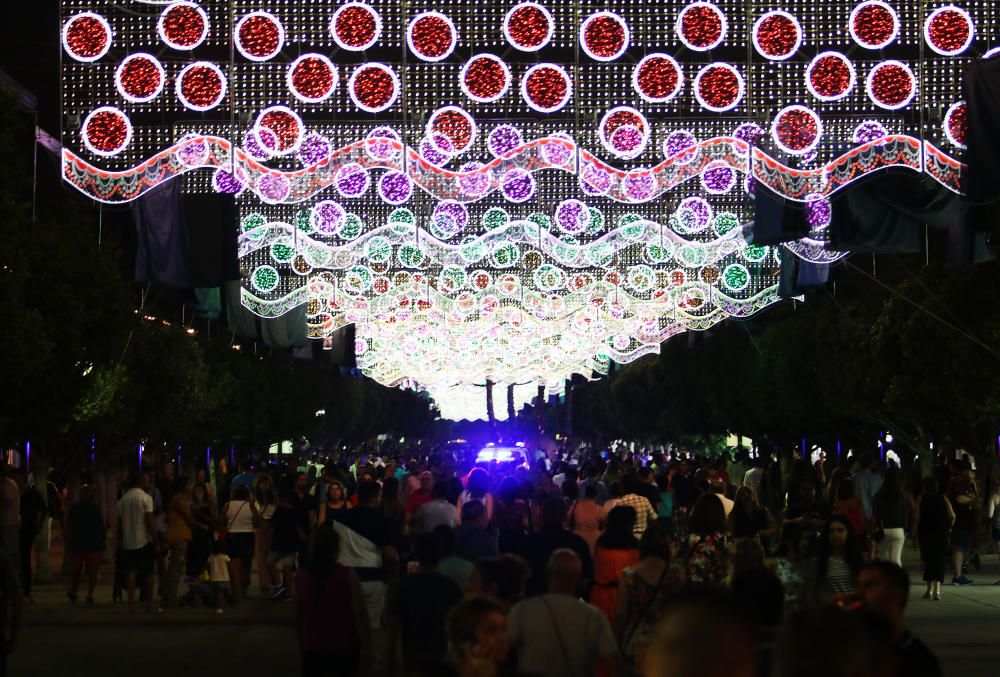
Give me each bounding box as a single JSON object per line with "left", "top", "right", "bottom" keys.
{"left": 295, "top": 565, "right": 359, "bottom": 653}
{"left": 405, "top": 488, "right": 432, "bottom": 517}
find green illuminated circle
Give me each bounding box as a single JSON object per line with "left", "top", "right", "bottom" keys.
{"left": 398, "top": 245, "right": 425, "bottom": 268}
{"left": 241, "top": 213, "right": 266, "bottom": 232}
{"left": 366, "top": 236, "right": 392, "bottom": 263}
{"left": 294, "top": 209, "right": 313, "bottom": 233}
{"left": 627, "top": 265, "right": 655, "bottom": 293}
{"left": 742, "top": 243, "right": 769, "bottom": 262}
{"left": 389, "top": 208, "right": 415, "bottom": 224}
{"left": 588, "top": 241, "right": 614, "bottom": 267}
{"left": 270, "top": 243, "right": 295, "bottom": 263}
{"left": 251, "top": 265, "right": 279, "bottom": 293}
{"left": 340, "top": 214, "right": 363, "bottom": 240}
{"left": 586, "top": 208, "right": 605, "bottom": 234}
{"left": 722, "top": 264, "right": 750, "bottom": 292}
{"left": 482, "top": 207, "right": 510, "bottom": 230}
{"left": 533, "top": 264, "right": 566, "bottom": 292}
{"left": 491, "top": 242, "right": 520, "bottom": 268}
{"left": 713, "top": 212, "right": 740, "bottom": 236}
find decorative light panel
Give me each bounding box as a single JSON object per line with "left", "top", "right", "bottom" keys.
{"left": 60, "top": 0, "right": 996, "bottom": 417}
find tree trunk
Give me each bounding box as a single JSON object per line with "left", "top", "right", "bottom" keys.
{"left": 507, "top": 384, "right": 516, "bottom": 422}
{"left": 485, "top": 380, "right": 497, "bottom": 441}
{"left": 31, "top": 447, "right": 53, "bottom": 584}
{"left": 564, "top": 379, "right": 574, "bottom": 448}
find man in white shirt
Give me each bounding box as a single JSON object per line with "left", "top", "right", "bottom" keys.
{"left": 742, "top": 459, "right": 764, "bottom": 500}
{"left": 412, "top": 480, "right": 459, "bottom": 534}
{"left": 117, "top": 471, "right": 159, "bottom": 614}
{"left": 508, "top": 549, "right": 623, "bottom": 677}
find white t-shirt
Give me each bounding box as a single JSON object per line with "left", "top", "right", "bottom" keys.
{"left": 508, "top": 594, "right": 619, "bottom": 677}
{"left": 117, "top": 487, "right": 154, "bottom": 551}
{"left": 207, "top": 554, "right": 230, "bottom": 582}
{"left": 225, "top": 500, "right": 255, "bottom": 533}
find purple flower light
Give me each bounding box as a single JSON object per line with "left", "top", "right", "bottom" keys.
{"left": 853, "top": 120, "right": 888, "bottom": 145}
{"left": 542, "top": 136, "right": 573, "bottom": 165}
{"left": 733, "top": 122, "right": 764, "bottom": 147}
{"left": 500, "top": 168, "right": 535, "bottom": 203}
{"left": 366, "top": 126, "right": 400, "bottom": 162}
{"left": 579, "top": 163, "right": 612, "bottom": 195}
{"left": 457, "top": 161, "right": 491, "bottom": 197}
{"left": 297, "top": 133, "right": 331, "bottom": 166}
{"left": 611, "top": 125, "right": 645, "bottom": 156}
{"left": 679, "top": 196, "right": 713, "bottom": 229}
{"left": 623, "top": 171, "right": 656, "bottom": 202}
{"left": 663, "top": 130, "right": 698, "bottom": 164}
{"left": 488, "top": 125, "right": 523, "bottom": 157}
{"left": 432, "top": 200, "right": 469, "bottom": 236}
{"left": 257, "top": 173, "right": 291, "bottom": 203}
{"left": 311, "top": 200, "right": 346, "bottom": 234}
{"left": 177, "top": 135, "right": 209, "bottom": 166}
{"left": 336, "top": 163, "right": 370, "bottom": 198}
{"left": 555, "top": 199, "right": 590, "bottom": 233}
{"left": 419, "top": 136, "right": 452, "bottom": 167}
{"left": 378, "top": 171, "right": 412, "bottom": 205}
{"left": 212, "top": 167, "right": 245, "bottom": 194}
{"left": 244, "top": 128, "right": 275, "bottom": 161}
{"left": 701, "top": 162, "right": 736, "bottom": 194}
{"left": 806, "top": 195, "right": 832, "bottom": 229}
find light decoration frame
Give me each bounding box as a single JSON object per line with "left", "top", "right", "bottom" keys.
{"left": 632, "top": 53, "right": 684, "bottom": 103}
{"left": 62, "top": 11, "right": 112, "bottom": 63}
{"left": 675, "top": 1, "right": 728, "bottom": 52}
{"left": 771, "top": 104, "right": 824, "bottom": 156}
{"left": 406, "top": 11, "right": 458, "bottom": 63}
{"left": 923, "top": 5, "right": 975, "bottom": 57}
{"left": 174, "top": 61, "right": 227, "bottom": 111}
{"left": 521, "top": 63, "right": 573, "bottom": 113}
{"left": 348, "top": 62, "right": 400, "bottom": 113}
{"left": 460, "top": 54, "right": 512, "bottom": 103}
{"left": 114, "top": 53, "right": 166, "bottom": 103}
{"left": 234, "top": 10, "right": 285, "bottom": 62}
{"left": 157, "top": 1, "right": 209, "bottom": 52}
{"left": 503, "top": 2, "right": 555, "bottom": 52}
{"left": 943, "top": 100, "right": 967, "bottom": 149}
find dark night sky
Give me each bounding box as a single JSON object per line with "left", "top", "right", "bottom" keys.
{"left": 1, "top": 5, "right": 61, "bottom": 130}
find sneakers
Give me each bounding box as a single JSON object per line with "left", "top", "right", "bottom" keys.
{"left": 951, "top": 575, "right": 974, "bottom": 586}
{"left": 270, "top": 585, "right": 287, "bottom": 600}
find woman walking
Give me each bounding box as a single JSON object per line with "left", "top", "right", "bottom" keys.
{"left": 569, "top": 483, "right": 604, "bottom": 555}
{"left": 873, "top": 469, "right": 910, "bottom": 566}
{"left": 221, "top": 484, "right": 261, "bottom": 601}
{"left": 590, "top": 505, "right": 640, "bottom": 622}
{"left": 917, "top": 477, "right": 955, "bottom": 600}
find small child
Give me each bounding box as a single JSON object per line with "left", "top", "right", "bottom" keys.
{"left": 206, "top": 540, "right": 231, "bottom": 614}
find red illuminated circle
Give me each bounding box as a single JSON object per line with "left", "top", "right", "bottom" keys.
{"left": 287, "top": 54, "right": 338, "bottom": 103}
{"left": 62, "top": 12, "right": 112, "bottom": 62}
{"left": 866, "top": 60, "right": 916, "bottom": 110}
{"left": 82, "top": 107, "right": 132, "bottom": 157}
{"left": 676, "top": 2, "right": 727, "bottom": 52}
{"left": 330, "top": 2, "right": 382, "bottom": 51}
{"left": 350, "top": 64, "right": 399, "bottom": 113}
{"left": 924, "top": 6, "right": 974, "bottom": 56}
{"left": 504, "top": 2, "right": 554, "bottom": 52}
{"left": 806, "top": 51, "right": 856, "bottom": 102}
{"left": 580, "top": 11, "right": 629, "bottom": 62}
{"left": 427, "top": 106, "right": 476, "bottom": 153}
{"left": 752, "top": 10, "right": 801, "bottom": 61}
{"left": 771, "top": 105, "right": 823, "bottom": 155}
{"left": 158, "top": 1, "right": 208, "bottom": 51}
{"left": 407, "top": 11, "right": 457, "bottom": 62}
{"left": 175, "top": 61, "right": 227, "bottom": 111}
{"left": 694, "top": 63, "right": 744, "bottom": 112}
{"left": 256, "top": 106, "right": 303, "bottom": 155}
{"left": 521, "top": 64, "right": 572, "bottom": 113}
{"left": 236, "top": 11, "right": 285, "bottom": 61}
{"left": 849, "top": 1, "right": 899, "bottom": 49}
{"left": 115, "top": 53, "right": 165, "bottom": 103}
{"left": 461, "top": 55, "right": 511, "bottom": 103}
{"left": 944, "top": 101, "right": 967, "bottom": 148}
{"left": 632, "top": 54, "right": 683, "bottom": 103}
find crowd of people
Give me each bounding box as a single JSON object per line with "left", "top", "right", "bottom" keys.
{"left": 9, "top": 444, "right": 996, "bottom": 676}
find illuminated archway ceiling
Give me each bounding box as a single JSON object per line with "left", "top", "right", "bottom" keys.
{"left": 61, "top": 0, "right": 983, "bottom": 412}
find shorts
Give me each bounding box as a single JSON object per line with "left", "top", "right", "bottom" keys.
{"left": 951, "top": 527, "right": 971, "bottom": 553}
{"left": 121, "top": 543, "right": 156, "bottom": 576}
{"left": 72, "top": 551, "right": 102, "bottom": 573}
{"left": 226, "top": 532, "right": 255, "bottom": 561}
{"left": 268, "top": 550, "right": 297, "bottom": 570}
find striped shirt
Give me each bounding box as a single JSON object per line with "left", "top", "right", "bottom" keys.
{"left": 615, "top": 493, "right": 658, "bottom": 536}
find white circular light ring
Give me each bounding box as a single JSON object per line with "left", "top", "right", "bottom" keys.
{"left": 243, "top": 127, "right": 277, "bottom": 161}
{"left": 944, "top": 100, "right": 967, "bottom": 149}
{"left": 770, "top": 104, "right": 824, "bottom": 156}
{"left": 235, "top": 11, "right": 285, "bottom": 62}
{"left": 254, "top": 105, "right": 305, "bottom": 156}
{"left": 752, "top": 10, "right": 803, "bottom": 61}
{"left": 520, "top": 63, "right": 573, "bottom": 113}
{"left": 675, "top": 2, "right": 728, "bottom": 52}
{"left": 598, "top": 106, "right": 650, "bottom": 159}
{"left": 503, "top": 2, "right": 554, "bottom": 53}
{"left": 693, "top": 62, "right": 745, "bottom": 113}
{"left": 805, "top": 51, "right": 857, "bottom": 102}
{"left": 865, "top": 60, "right": 917, "bottom": 110}
{"left": 330, "top": 2, "right": 383, "bottom": 52}
{"left": 849, "top": 1, "right": 899, "bottom": 49}
{"left": 62, "top": 12, "right": 113, "bottom": 62}
{"left": 579, "top": 11, "right": 630, "bottom": 62}
{"left": 349, "top": 63, "right": 400, "bottom": 113}
{"left": 459, "top": 54, "right": 512, "bottom": 103}
{"left": 251, "top": 265, "right": 281, "bottom": 293}
{"left": 985, "top": 47, "right": 1000, "bottom": 59}
{"left": 81, "top": 106, "right": 133, "bottom": 157}
{"left": 923, "top": 5, "right": 975, "bottom": 56}
{"left": 175, "top": 61, "right": 228, "bottom": 111}
{"left": 286, "top": 53, "right": 339, "bottom": 103}
{"left": 406, "top": 11, "right": 457, "bottom": 63}
{"left": 631, "top": 53, "right": 684, "bottom": 103}
{"left": 700, "top": 160, "right": 737, "bottom": 194}
{"left": 114, "top": 53, "right": 166, "bottom": 103}
{"left": 425, "top": 105, "right": 478, "bottom": 154}
{"left": 157, "top": 1, "right": 209, "bottom": 51}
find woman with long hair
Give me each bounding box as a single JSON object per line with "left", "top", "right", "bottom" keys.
{"left": 727, "top": 486, "right": 777, "bottom": 546}
{"left": 804, "top": 514, "right": 864, "bottom": 607}
{"left": 773, "top": 523, "right": 814, "bottom": 613}
{"left": 493, "top": 477, "right": 531, "bottom": 553}
{"left": 832, "top": 479, "right": 866, "bottom": 541}
{"left": 317, "top": 480, "right": 351, "bottom": 527}
{"left": 220, "top": 484, "right": 261, "bottom": 601}
{"left": 917, "top": 476, "right": 954, "bottom": 600}
{"left": 873, "top": 469, "right": 910, "bottom": 566}
{"left": 679, "top": 493, "right": 730, "bottom": 587}
{"left": 616, "top": 524, "right": 678, "bottom": 676}
{"left": 569, "top": 483, "right": 604, "bottom": 554}
{"left": 458, "top": 468, "right": 494, "bottom": 524}
{"left": 590, "top": 505, "right": 640, "bottom": 622}
{"left": 295, "top": 527, "right": 373, "bottom": 676}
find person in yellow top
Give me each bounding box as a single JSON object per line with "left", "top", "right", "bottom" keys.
{"left": 163, "top": 477, "right": 197, "bottom": 608}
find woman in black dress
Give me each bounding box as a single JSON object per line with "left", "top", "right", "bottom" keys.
{"left": 917, "top": 476, "right": 955, "bottom": 600}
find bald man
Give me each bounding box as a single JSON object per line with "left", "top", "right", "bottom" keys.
{"left": 507, "top": 549, "right": 623, "bottom": 677}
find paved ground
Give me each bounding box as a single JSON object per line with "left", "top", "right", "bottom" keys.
{"left": 9, "top": 544, "right": 1000, "bottom": 676}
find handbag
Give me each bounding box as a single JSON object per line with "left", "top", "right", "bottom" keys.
{"left": 218, "top": 501, "right": 247, "bottom": 542}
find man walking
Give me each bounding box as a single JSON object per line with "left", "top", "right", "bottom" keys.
{"left": 117, "top": 471, "right": 159, "bottom": 614}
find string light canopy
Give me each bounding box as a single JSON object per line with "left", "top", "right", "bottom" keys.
{"left": 60, "top": 0, "right": 991, "bottom": 418}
